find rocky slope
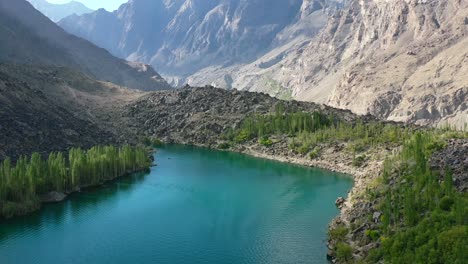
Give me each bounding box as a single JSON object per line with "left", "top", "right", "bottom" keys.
{"left": 58, "top": 0, "right": 339, "bottom": 85}
{"left": 26, "top": 0, "right": 93, "bottom": 22}
{"left": 60, "top": 0, "right": 467, "bottom": 127}
{"left": 230, "top": 0, "right": 468, "bottom": 127}
{"left": 0, "top": 0, "right": 170, "bottom": 91}
{"left": 0, "top": 63, "right": 143, "bottom": 161}
{"left": 123, "top": 85, "right": 369, "bottom": 144}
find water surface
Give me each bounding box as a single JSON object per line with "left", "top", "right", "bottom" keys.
{"left": 0, "top": 145, "right": 352, "bottom": 264}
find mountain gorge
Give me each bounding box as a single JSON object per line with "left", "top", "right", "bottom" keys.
{"left": 59, "top": 0, "right": 467, "bottom": 127}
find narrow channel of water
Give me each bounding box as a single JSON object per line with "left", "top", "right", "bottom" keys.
{"left": 0, "top": 145, "right": 352, "bottom": 264}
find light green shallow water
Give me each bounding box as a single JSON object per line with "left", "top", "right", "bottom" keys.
{"left": 0, "top": 145, "right": 353, "bottom": 264}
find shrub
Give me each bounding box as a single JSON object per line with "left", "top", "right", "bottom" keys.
{"left": 297, "top": 144, "right": 310, "bottom": 155}
{"left": 217, "top": 142, "right": 231, "bottom": 150}
{"left": 258, "top": 137, "right": 273, "bottom": 147}
{"left": 329, "top": 226, "right": 349, "bottom": 241}
{"left": 365, "top": 229, "right": 380, "bottom": 241}
{"left": 336, "top": 242, "right": 353, "bottom": 262}
{"left": 235, "top": 129, "right": 252, "bottom": 143}
{"left": 142, "top": 137, "right": 163, "bottom": 147}
{"left": 352, "top": 155, "right": 367, "bottom": 167}
{"left": 151, "top": 138, "right": 163, "bottom": 147}
{"left": 309, "top": 147, "right": 320, "bottom": 159}
{"left": 439, "top": 196, "right": 454, "bottom": 211}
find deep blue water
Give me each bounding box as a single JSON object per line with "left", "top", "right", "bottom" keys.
{"left": 0, "top": 145, "right": 352, "bottom": 264}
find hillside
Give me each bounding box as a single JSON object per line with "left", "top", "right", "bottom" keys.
{"left": 234, "top": 0, "right": 468, "bottom": 128}
{"left": 59, "top": 0, "right": 467, "bottom": 127}
{"left": 0, "top": 0, "right": 170, "bottom": 91}
{"left": 0, "top": 63, "right": 143, "bottom": 161}
{"left": 26, "top": 0, "right": 93, "bottom": 22}
{"left": 58, "top": 0, "right": 339, "bottom": 86}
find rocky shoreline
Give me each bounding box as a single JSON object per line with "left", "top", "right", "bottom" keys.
{"left": 165, "top": 135, "right": 391, "bottom": 262}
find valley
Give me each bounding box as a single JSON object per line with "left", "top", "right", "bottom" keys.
{"left": 0, "top": 0, "right": 466, "bottom": 263}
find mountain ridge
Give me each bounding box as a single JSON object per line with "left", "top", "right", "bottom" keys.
{"left": 59, "top": 0, "right": 340, "bottom": 85}
{"left": 59, "top": 0, "right": 467, "bottom": 127}
{"left": 0, "top": 0, "right": 171, "bottom": 91}
{"left": 26, "top": 0, "right": 93, "bottom": 22}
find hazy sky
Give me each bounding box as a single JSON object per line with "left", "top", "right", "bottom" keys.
{"left": 46, "top": 0, "right": 128, "bottom": 11}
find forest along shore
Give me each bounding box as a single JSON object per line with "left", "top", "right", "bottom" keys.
{"left": 132, "top": 86, "right": 468, "bottom": 263}
{"left": 0, "top": 145, "right": 152, "bottom": 219}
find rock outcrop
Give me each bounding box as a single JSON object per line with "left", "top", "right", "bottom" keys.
{"left": 431, "top": 138, "right": 468, "bottom": 192}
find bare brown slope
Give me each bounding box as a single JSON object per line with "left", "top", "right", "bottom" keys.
{"left": 0, "top": 0, "right": 171, "bottom": 91}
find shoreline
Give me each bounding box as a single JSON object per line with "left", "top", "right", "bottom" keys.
{"left": 181, "top": 140, "right": 387, "bottom": 224}
{"left": 179, "top": 140, "right": 389, "bottom": 262}
{"left": 40, "top": 167, "right": 151, "bottom": 203}
{"left": 1, "top": 167, "right": 151, "bottom": 220}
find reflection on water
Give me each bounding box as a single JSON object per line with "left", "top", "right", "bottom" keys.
{"left": 0, "top": 145, "right": 352, "bottom": 264}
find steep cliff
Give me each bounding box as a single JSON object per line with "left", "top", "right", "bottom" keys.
{"left": 232, "top": 0, "right": 468, "bottom": 127}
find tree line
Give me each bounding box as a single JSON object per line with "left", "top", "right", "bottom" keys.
{"left": 366, "top": 132, "right": 467, "bottom": 263}
{"left": 0, "top": 145, "right": 151, "bottom": 218}
{"left": 224, "top": 107, "right": 467, "bottom": 263}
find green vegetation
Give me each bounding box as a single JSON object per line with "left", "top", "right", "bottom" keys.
{"left": 223, "top": 106, "right": 467, "bottom": 263}
{"left": 217, "top": 142, "right": 231, "bottom": 150}
{"left": 336, "top": 242, "right": 353, "bottom": 262}
{"left": 142, "top": 137, "right": 164, "bottom": 147}
{"left": 0, "top": 145, "right": 151, "bottom": 218}
{"left": 258, "top": 136, "right": 273, "bottom": 147}
{"left": 366, "top": 132, "right": 468, "bottom": 263}
{"left": 224, "top": 104, "right": 411, "bottom": 157}
{"left": 329, "top": 225, "right": 349, "bottom": 241}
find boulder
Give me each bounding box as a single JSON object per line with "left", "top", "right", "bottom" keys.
{"left": 335, "top": 197, "right": 346, "bottom": 209}
{"left": 40, "top": 191, "right": 67, "bottom": 203}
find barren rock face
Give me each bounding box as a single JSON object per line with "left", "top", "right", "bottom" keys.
{"left": 232, "top": 0, "right": 468, "bottom": 127}
{"left": 324, "top": 0, "right": 468, "bottom": 127}
{"left": 59, "top": 0, "right": 467, "bottom": 127}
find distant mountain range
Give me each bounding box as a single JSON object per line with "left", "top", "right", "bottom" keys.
{"left": 26, "top": 0, "right": 93, "bottom": 22}
{"left": 58, "top": 0, "right": 340, "bottom": 85}
{"left": 59, "top": 0, "right": 467, "bottom": 127}
{"left": 0, "top": 0, "right": 170, "bottom": 91}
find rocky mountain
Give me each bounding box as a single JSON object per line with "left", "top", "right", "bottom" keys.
{"left": 59, "top": 0, "right": 339, "bottom": 85}
{"left": 26, "top": 0, "right": 93, "bottom": 22}
{"left": 60, "top": 0, "right": 467, "bottom": 127}
{"left": 0, "top": 0, "right": 170, "bottom": 91}
{"left": 124, "top": 85, "right": 365, "bottom": 145}
{"left": 231, "top": 0, "right": 468, "bottom": 127}
{"left": 0, "top": 63, "right": 143, "bottom": 160}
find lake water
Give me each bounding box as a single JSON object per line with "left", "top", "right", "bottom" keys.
{"left": 0, "top": 145, "right": 352, "bottom": 264}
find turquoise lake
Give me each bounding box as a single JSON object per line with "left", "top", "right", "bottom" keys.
{"left": 0, "top": 145, "right": 353, "bottom": 264}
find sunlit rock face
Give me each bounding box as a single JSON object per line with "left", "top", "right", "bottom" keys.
{"left": 60, "top": 0, "right": 468, "bottom": 127}
{"left": 59, "top": 0, "right": 337, "bottom": 78}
